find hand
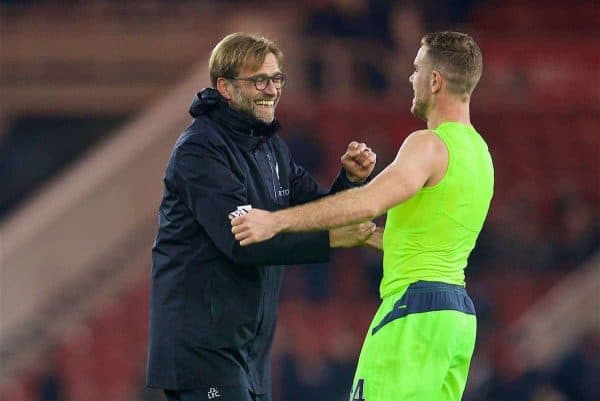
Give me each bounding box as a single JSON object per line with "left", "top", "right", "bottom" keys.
{"left": 341, "top": 141, "right": 377, "bottom": 183}
{"left": 231, "top": 209, "right": 284, "bottom": 246}
{"left": 329, "top": 222, "right": 377, "bottom": 248}
{"left": 363, "top": 226, "right": 384, "bottom": 251}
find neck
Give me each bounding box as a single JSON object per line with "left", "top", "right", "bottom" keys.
{"left": 426, "top": 95, "right": 471, "bottom": 130}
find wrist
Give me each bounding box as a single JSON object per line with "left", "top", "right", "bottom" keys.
{"left": 344, "top": 169, "right": 366, "bottom": 184}
{"left": 273, "top": 210, "right": 290, "bottom": 234}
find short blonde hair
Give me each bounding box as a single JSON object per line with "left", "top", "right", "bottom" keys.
{"left": 421, "top": 31, "right": 483, "bottom": 99}
{"left": 209, "top": 32, "right": 284, "bottom": 87}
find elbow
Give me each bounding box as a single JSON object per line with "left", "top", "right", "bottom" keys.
{"left": 226, "top": 243, "right": 257, "bottom": 266}
{"left": 352, "top": 191, "right": 382, "bottom": 221}
{"left": 361, "top": 195, "right": 392, "bottom": 220}
{"left": 226, "top": 252, "right": 247, "bottom": 266}
{"left": 354, "top": 186, "right": 387, "bottom": 221}
{"left": 360, "top": 204, "right": 380, "bottom": 221}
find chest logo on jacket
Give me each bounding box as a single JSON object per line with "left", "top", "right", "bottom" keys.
{"left": 273, "top": 160, "right": 290, "bottom": 199}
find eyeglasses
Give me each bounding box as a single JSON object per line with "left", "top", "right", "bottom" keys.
{"left": 226, "top": 73, "right": 287, "bottom": 90}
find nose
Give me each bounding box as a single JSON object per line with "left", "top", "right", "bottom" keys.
{"left": 409, "top": 73, "right": 414, "bottom": 84}
{"left": 262, "top": 79, "right": 278, "bottom": 96}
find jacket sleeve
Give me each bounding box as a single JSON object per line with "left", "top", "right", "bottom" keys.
{"left": 170, "top": 139, "right": 330, "bottom": 266}
{"left": 289, "top": 156, "right": 369, "bottom": 206}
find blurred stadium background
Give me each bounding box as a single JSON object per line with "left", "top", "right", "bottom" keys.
{"left": 0, "top": 1, "right": 598, "bottom": 400}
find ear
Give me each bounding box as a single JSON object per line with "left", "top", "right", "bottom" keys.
{"left": 216, "top": 77, "right": 233, "bottom": 101}
{"left": 431, "top": 70, "right": 443, "bottom": 94}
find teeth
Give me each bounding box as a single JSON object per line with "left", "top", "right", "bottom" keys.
{"left": 255, "top": 100, "right": 275, "bottom": 107}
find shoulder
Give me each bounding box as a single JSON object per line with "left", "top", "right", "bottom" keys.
{"left": 164, "top": 120, "right": 230, "bottom": 179}
{"left": 178, "top": 117, "right": 225, "bottom": 145}
{"left": 174, "top": 117, "right": 227, "bottom": 156}
{"left": 403, "top": 130, "right": 447, "bottom": 156}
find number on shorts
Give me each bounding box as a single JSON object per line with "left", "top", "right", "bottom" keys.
{"left": 351, "top": 379, "right": 366, "bottom": 401}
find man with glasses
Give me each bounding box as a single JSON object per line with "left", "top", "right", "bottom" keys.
{"left": 146, "top": 32, "right": 378, "bottom": 401}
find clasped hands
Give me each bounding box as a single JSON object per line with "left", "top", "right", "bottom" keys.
{"left": 230, "top": 142, "right": 380, "bottom": 248}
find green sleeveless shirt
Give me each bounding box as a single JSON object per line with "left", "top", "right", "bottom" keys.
{"left": 381, "top": 122, "right": 494, "bottom": 298}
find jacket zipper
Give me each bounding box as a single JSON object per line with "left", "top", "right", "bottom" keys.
{"left": 264, "top": 144, "right": 279, "bottom": 201}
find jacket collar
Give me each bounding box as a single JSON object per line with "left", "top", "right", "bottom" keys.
{"left": 189, "top": 88, "right": 280, "bottom": 150}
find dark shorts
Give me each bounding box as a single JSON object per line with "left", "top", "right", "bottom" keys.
{"left": 164, "top": 387, "right": 271, "bottom": 401}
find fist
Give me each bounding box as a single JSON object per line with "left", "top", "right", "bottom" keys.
{"left": 341, "top": 141, "right": 376, "bottom": 183}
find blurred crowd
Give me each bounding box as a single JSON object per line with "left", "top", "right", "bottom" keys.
{"left": 1, "top": 1, "right": 598, "bottom": 401}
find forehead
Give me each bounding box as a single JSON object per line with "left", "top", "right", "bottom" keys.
{"left": 240, "top": 52, "right": 281, "bottom": 76}
{"left": 414, "top": 46, "right": 428, "bottom": 65}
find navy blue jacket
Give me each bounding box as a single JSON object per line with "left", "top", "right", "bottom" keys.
{"left": 146, "top": 89, "right": 361, "bottom": 392}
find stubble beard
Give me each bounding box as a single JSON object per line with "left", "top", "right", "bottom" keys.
{"left": 231, "top": 87, "right": 277, "bottom": 124}
{"left": 411, "top": 91, "right": 429, "bottom": 122}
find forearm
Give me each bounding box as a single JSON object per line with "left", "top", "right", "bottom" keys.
{"left": 229, "top": 231, "right": 330, "bottom": 265}
{"left": 275, "top": 187, "right": 379, "bottom": 233}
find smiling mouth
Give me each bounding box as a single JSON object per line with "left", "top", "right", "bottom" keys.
{"left": 255, "top": 99, "right": 275, "bottom": 108}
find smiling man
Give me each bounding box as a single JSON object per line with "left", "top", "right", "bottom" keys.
{"left": 232, "top": 31, "right": 494, "bottom": 401}
{"left": 146, "top": 33, "right": 378, "bottom": 401}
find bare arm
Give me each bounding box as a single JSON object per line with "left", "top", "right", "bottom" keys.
{"left": 232, "top": 130, "right": 448, "bottom": 245}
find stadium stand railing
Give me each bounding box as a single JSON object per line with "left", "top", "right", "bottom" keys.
{"left": 506, "top": 252, "right": 600, "bottom": 372}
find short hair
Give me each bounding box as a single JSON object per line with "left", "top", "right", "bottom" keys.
{"left": 421, "top": 31, "right": 483, "bottom": 99}
{"left": 209, "top": 32, "right": 284, "bottom": 87}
